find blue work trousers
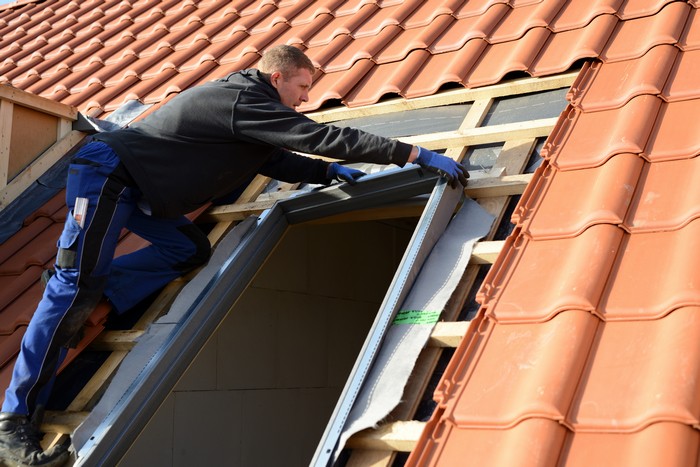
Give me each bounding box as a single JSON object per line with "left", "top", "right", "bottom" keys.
{"left": 3, "top": 141, "right": 210, "bottom": 416}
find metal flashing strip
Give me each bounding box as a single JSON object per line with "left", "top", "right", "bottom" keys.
{"left": 312, "top": 176, "right": 464, "bottom": 466}
{"left": 73, "top": 166, "right": 441, "bottom": 466}
{"left": 282, "top": 165, "right": 439, "bottom": 224}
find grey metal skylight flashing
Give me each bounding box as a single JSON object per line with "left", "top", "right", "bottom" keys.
{"left": 74, "top": 165, "right": 440, "bottom": 466}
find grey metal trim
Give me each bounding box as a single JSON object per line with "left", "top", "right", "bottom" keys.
{"left": 310, "top": 176, "right": 464, "bottom": 467}
{"left": 74, "top": 166, "right": 441, "bottom": 466}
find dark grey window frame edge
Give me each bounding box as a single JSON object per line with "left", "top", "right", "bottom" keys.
{"left": 74, "top": 165, "right": 443, "bottom": 466}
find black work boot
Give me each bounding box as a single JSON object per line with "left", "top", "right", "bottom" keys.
{"left": 0, "top": 413, "right": 69, "bottom": 467}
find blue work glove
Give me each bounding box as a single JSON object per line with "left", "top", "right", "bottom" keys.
{"left": 414, "top": 146, "right": 469, "bottom": 188}
{"left": 327, "top": 162, "right": 366, "bottom": 185}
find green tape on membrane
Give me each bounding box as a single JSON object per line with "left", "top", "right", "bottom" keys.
{"left": 392, "top": 309, "right": 441, "bottom": 325}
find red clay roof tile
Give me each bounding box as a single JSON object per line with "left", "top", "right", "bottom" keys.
{"left": 344, "top": 49, "right": 430, "bottom": 106}
{"left": 0, "top": 281, "right": 43, "bottom": 335}
{"left": 478, "top": 225, "right": 624, "bottom": 323}
{"left": 663, "top": 48, "right": 700, "bottom": 101}
{"left": 543, "top": 95, "right": 662, "bottom": 170}
{"left": 466, "top": 27, "right": 552, "bottom": 87}
{"left": 515, "top": 154, "right": 644, "bottom": 239}
{"left": 0, "top": 223, "right": 63, "bottom": 275}
{"left": 567, "top": 44, "right": 679, "bottom": 111}
{"left": 376, "top": 13, "right": 455, "bottom": 62}
{"left": 436, "top": 310, "right": 599, "bottom": 427}
{"left": 409, "top": 418, "right": 568, "bottom": 467}
{"left": 598, "top": 221, "right": 700, "bottom": 321}
{"left": 549, "top": 0, "right": 623, "bottom": 32}
{"left": 429, "top": 4, "right": 509, "bottom": 53}
{"left": 643, "top": 98, "right": 700, "bottom": 162}
{"left": 625, "top": 157, "right": 700, "bottom": 232}
{"left": 0, "top": 326, "right": 24, "bottom": 368}
{"left": 600, "top": 1, "right": 691, "bottom": 62}
{"left": 402, "top": 39, "right": 489, "bottom": 99}
{"left": 680, "top": 5, "right": 700, "bottom": 50}
{"left": 560, "top": 423, "right": 700, "bottom": 467}
{"left": 567, "top": 307, "right": 700, "bottom": 430}
{"left": 0, "top": 266, "right": 45, "bottom": 316}
{"left": 487, "top": 0, "right": 566, "bottom": 43}
{"left": 530, "top": 13, "right": 619, "bottom": 76}
{"left": 453, "top": 0, "right": 509, "bottom": 19}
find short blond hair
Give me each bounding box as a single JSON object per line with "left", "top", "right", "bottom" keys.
{"left": 259, "top": 44, "right": 315, "bottom": 76}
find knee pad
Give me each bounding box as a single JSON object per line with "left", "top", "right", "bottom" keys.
{"left": 174, "top": 224, "right": 211, "bottom": 272}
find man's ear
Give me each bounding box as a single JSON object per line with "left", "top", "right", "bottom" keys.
{"left": 269, "top": 71, "right": 282, "bottom": 89}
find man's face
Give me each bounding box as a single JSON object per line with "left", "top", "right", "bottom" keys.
{"left": 270, "top": 67, "right": 313, "bottom": 109}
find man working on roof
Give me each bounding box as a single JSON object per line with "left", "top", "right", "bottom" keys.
{"left": 0, "top": 44, "right": 468, "bottom": 466}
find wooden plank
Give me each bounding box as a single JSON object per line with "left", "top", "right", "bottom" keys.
{"left": 470, "top": 240, "right": 505, "bottom": 265}
{"left": 9, "top": 106, "right": 60, "bottom": 181}
{"left": 307, "top": 72, "right": 577, "bottom": 123}
{"left": 90, "top": 330, "right": 144, "bottom": 351}
{"left": 0, "top": 84, "right": 77, "bottom": 120}
{"left": 345, "top": 421, "right": 426, "bottom": 452}
{"left": 42, "top": 411, "right": 89, "bottom": 434}
{"left": 428, "top": 321, "right": 471, "bottom": 348}
{"left": 398, "top": 117, "right": 557, "bottom": 150}
{"left": 464, "top": 173, "right": 532, "bottom": 198}
{"left": 0, "top": 130, "right": 85, "bottom": 210}
{"left": 44, "top": 351, "right": 129, "bottom": 448}
{"left": 203, "top": 174, "right": 531, "bottom": 224}
{"left": 0, "top": 99, "right": 13, "bottom": 188}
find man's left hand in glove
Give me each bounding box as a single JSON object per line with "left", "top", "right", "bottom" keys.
{"left": 328, "top": 162, "right": 366, "bottom": 185}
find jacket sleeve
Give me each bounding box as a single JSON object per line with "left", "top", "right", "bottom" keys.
{"left": 258, "top": 148, "right": 333, "bottom": 185}
{"left": 231, "top": 91, "right": 413, "bottom": 167}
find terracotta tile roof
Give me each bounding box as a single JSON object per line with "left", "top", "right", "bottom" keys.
{"left": 406, "top": 0, "right": 700, "bottom": 464}
{"left": 0, "top": 0, "right": 691, "bottom": 116}
{"left": 0, "top": 0, "right": 697, "bottom": 463}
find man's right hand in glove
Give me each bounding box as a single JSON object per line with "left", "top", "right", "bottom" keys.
{"left": 411, "top": 146, "right": 469, "bottom": 188}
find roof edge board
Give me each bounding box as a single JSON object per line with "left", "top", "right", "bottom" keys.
{"left": 307, "top": 72, "right": 578, "bottom": 123}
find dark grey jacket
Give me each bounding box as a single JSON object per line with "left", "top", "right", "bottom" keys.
{"left": 94, "top": 69, "right": 412, "bottom": 218}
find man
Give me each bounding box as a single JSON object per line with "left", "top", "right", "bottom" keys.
{"left": 0, "top": 44, "right": 467, "bottom": 466}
